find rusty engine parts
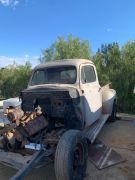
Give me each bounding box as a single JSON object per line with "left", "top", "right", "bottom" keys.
{"left": 0, "top": 106, "right": 50, "bottom": 151}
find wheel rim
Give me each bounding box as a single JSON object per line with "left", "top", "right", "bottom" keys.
{"left": 73, "top": 142, "right": 85, "bottom": 180}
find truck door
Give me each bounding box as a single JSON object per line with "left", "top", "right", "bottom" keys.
{"left": 80, "top": 64, "right": 102, "bottom": 127}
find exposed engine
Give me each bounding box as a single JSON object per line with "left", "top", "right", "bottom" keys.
{"left": 7, "top": 106, "right": 48, "bottom": 136}
{"left": 0, "top": 106, "right": 50, "bottom": 151}
{"left": 21, "top": 87, "right": 83, "bottom": 130}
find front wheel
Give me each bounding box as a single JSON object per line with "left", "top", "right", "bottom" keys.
{"left": 54, "top": 130, "right": 88, "bottom": 180}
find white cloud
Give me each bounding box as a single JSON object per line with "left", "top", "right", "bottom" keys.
{"left": 0, "top": 0, "right": 19, "bottom": 8}
{"left": 106, "top": 28, "right": 112, "bottom": 32}
{"left": 0, "top": 55, "right": 39, "bottom": 68}
{"left": 13, "top": 0, "right": 19, "bottom": 6}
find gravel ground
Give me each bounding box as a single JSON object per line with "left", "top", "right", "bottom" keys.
{"left": 85, "top": 119, "right": 135, "bottom": 180}
{"left": 0, "top": 111, "right": 135, "bottom": 180}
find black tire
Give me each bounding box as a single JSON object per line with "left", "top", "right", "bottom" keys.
{"left": 54, "top": 130, "right": 88, "bottom": 180}
{"left": 108, "top": 100, "right": 117, "bottom": 122}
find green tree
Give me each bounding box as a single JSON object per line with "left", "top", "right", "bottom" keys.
{"left": 0, "top": 61, "right": 32, "bottom": 98}
{"left": 94, "top": 42, "right": 135, "bottom": 113}
{"left": 120, "top": 41, "right": 135, "bottom": 112}
{"left": 93, "top": 42, "right": 121, "bottom": 85}
{"left": 40, "top": 35, "right": 91, "bottom": 62}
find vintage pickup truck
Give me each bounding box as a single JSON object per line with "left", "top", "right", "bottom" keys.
{"left": 0, "top": 59, "right": 116, "bottom": 180}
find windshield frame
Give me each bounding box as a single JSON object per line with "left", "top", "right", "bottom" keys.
{"left": 29, "top": 65, "right": 77, "bottom": 86}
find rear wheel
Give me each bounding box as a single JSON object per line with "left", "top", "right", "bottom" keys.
{"left": 55, "top": 130, "right": 88, "bottom": 180}
{"left": 108, "top": 100, "right": 117, "bottom": 122}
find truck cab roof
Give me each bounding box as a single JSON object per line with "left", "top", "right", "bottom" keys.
{"left": 34, "top": 59, "right": 94, "bottom": 70}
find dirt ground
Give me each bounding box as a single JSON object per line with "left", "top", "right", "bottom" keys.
{"left": 0, "top": 112, "right": 135, "bottom": 180}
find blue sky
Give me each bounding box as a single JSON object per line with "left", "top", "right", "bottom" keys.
{"left": 0, "top": 0, "right": 135, "bottom": 67}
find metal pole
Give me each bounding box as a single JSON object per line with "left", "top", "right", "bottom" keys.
{"left": 10, "top": 149, "right": 45, "bottom": 180}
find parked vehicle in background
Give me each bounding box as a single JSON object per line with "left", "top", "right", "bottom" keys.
{"left": 3, "top": 97, "right": 21, "bottom": 113}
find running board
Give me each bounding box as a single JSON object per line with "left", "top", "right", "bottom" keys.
{"left": 83, "top": 114, "right": 109, "bottom": 144}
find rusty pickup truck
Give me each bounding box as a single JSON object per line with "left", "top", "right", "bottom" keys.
{"left": 0, "top": 59, "right": 116, "bottom": 180}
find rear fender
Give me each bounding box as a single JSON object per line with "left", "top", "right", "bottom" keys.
{"left": 102, "top": 89, "right": 116, "bottom": 115}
